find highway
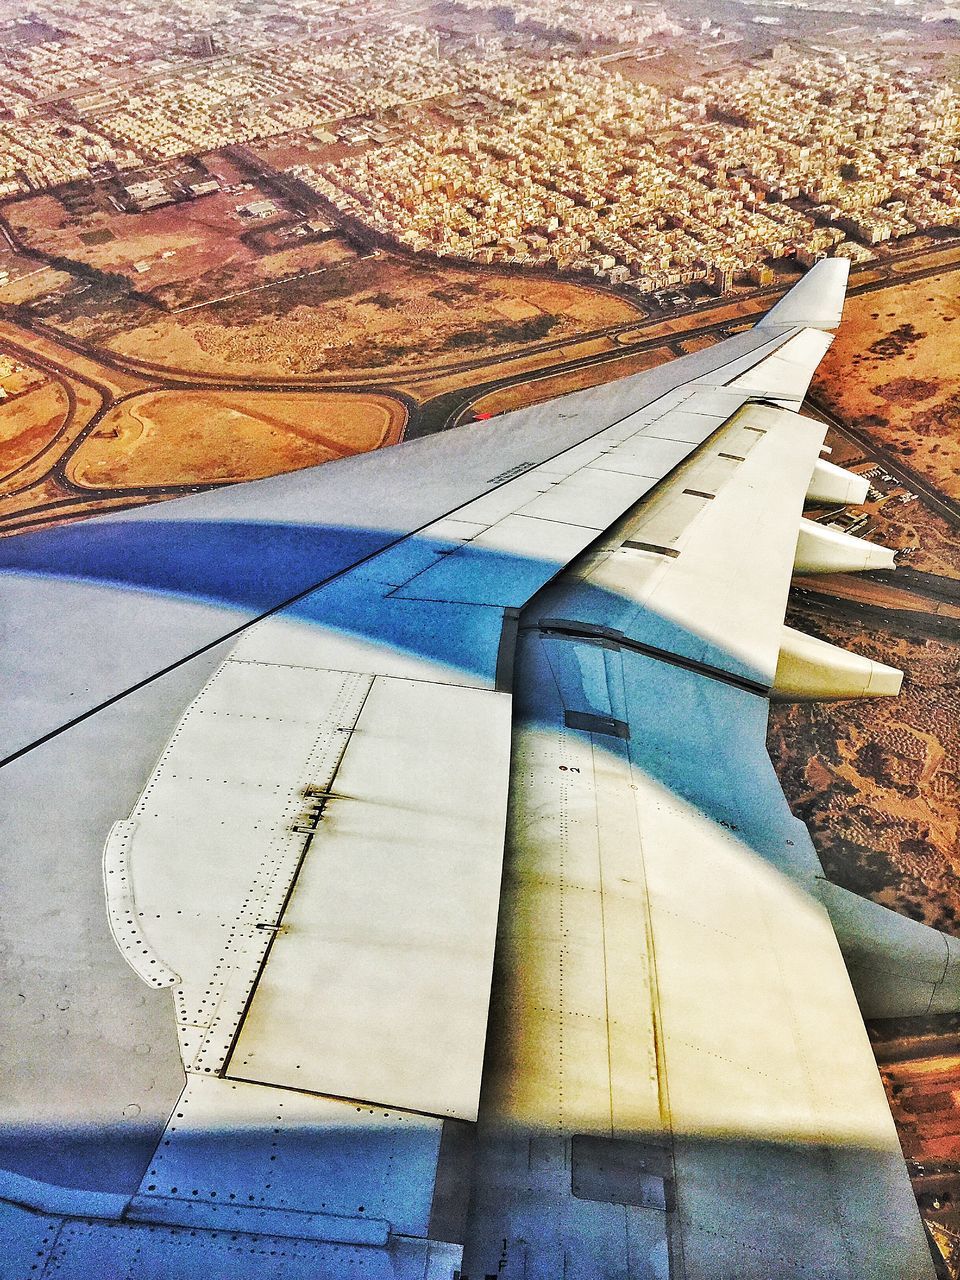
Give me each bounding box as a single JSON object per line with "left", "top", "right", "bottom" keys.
{"left": 0, "top": 321, "right": 421, "bottom": 535}
{"left": 425, "top": 254, "right": 960, "bottom": 436}
{"left": 805, "top": 395, "right": 960, "bottom": 528}
{"left": 792, "top": 578, "right": 960, "bottom": 645}
{"left": 4, "top": 206, "right": 960, "bottom": 535}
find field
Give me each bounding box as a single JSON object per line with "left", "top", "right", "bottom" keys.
{"left": 66, "top": 388, "right": 406, "bottom": 488}
{"left": 0, "top": 263, "right": 74, "bottom": 307}
{"left": 0, "top": 376, "right": 68, "bottom": 483}
{"left": 2, "top": 154, "right": 359, "bottom": 312}
{"left": 83, "top": 256, "right": 641, "bottom": 379}
{"left": 813, "top": 269, "right": 960, "bottom": 501}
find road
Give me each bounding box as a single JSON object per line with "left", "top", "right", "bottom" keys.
{"left": 0, "top": 323, "right": 417, "bottom": 535}
{"left": 4, "top": 198, "right": 960, "bottom": 534}
{"left": 794, "top": 572, "right": 960, "bottom": 620}
{"left": 805, "top": 395, "right": 960, "bottom": 528}
{"left": 792, "top": 584, "right": 960, "bottom": 645}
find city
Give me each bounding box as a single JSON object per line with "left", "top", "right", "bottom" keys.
{"left": 4, "top": 0, "right": 960, "bottom": 1273}
{"left": 0, "top": 1, "right": 958, "bottom": 293}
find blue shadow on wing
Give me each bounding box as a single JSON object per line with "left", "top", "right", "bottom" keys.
{"left": 1, "top": 514, "right": 800, "bottom": 880}
{"left": 0, "top": 515, "right": 832, "bottom": 1218}
{"left": 0, "top": 519, "right": 393, "bottom": 612}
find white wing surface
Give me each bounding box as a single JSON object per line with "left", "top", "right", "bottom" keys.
{"left": 0, "top": 261, "right": 941, "bottom": 1278}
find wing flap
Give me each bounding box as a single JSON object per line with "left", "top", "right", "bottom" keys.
{"left": 534, "top": 403, "right": 827, "bottom": 688}
{"left": 127, "top": 1072, "right": 443, "bottom": 1242}
{"left": 228, "top": 676, "right": 512, "bottom": 1122}
{"left": 463, "top": 589, "right": 932, "bottom": 1280}
{"left": 108, "top": 648, "right": 511, "bottom": 1121}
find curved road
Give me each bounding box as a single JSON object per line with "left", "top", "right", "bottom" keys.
{"left": 4, "top": 236, "right": 960, "bottom": 535}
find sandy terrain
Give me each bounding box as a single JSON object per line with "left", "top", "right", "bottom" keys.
{"left": 4, "top": 162, "right": 359, "bottom": 311}
{"left": 768, "top": 609, "right": 960, "bottom": 934}
{"left": 813, "top": 270, "right": 960, "bottom": 501}
{"left": 0, "top": 379, "right": 68, "bottom": 482}
{"left": 7, "top": 190, "right": 259, "bottom": 299}
{"left": 0, "top": 264, "right": 75, "bottom": 307}
{"left": 70, "top": 256, "right": 640, "bottom": 379}
{"left": 66, "top": 388, "right": 406, "bottom": 488}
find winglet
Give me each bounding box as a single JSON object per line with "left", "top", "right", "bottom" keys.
{"left": 757, "top": 258, "right": 850, "bottom": 332}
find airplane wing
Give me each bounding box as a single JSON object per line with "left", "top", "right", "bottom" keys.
{"left": 0, "top": 260, "right": 941, "bottom": 1278}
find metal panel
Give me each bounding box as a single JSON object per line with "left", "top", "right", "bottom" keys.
{"left": 394, "top": 513, "right": 600, "bottom": 607}
{"left": 590, "top": 435, "right": 691, "bottom": 477}
{"left": 235, "top": 595, "right": 507, "bottom": 689}
{"left": 681, "top": 387, "right": 753, "bottom": 418}
{"left": 730, "top": 327, "right": 834, "bottom": 403}
{"left": 129, "top": 1196, "right": 391, "bottom": 1245}
{"left": 396, "top": 403, "right": 741, "bottom": 610}
{"left": 116, "top": 660, "right": 373, "bottom": 1074}
{"left": 641, "top": 409, "right": 728, "bottom": 444}
{"left": 132, "top": 1074, "right": 442, "bottom": 1238}
{"left": 229, "top": 677, "right": 512, "bottom": 1121}
{"left": 462, "top": 634, "right": 670, "bottom": 1280}
{"left": 450, "top": 469, "right": 563, "bottom": 526}
{"left": 571, "top": 1135, "right": 674, "bottom": 1211}
{"left": 0, "top": 640, "right": 234, "bottom": 1196}
{"left": 516, "top": 465, "right": 654, "bottom": 530}
{"left": 0, "top": 1202, "right": 59, "bottom": 1280}
{"left": 31, "top": 1217, "right": 460, "bottom": 1280}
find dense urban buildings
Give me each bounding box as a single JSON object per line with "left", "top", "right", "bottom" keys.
{"left": 1, "top": 0, "right": 959, "bottom": 293}
{"left": 301, "top": 51, "right": 960, "bottom": 288}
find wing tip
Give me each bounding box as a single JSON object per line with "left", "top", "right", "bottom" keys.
{"left": 757, "top": 258, "right": 850, "bottom": 333}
